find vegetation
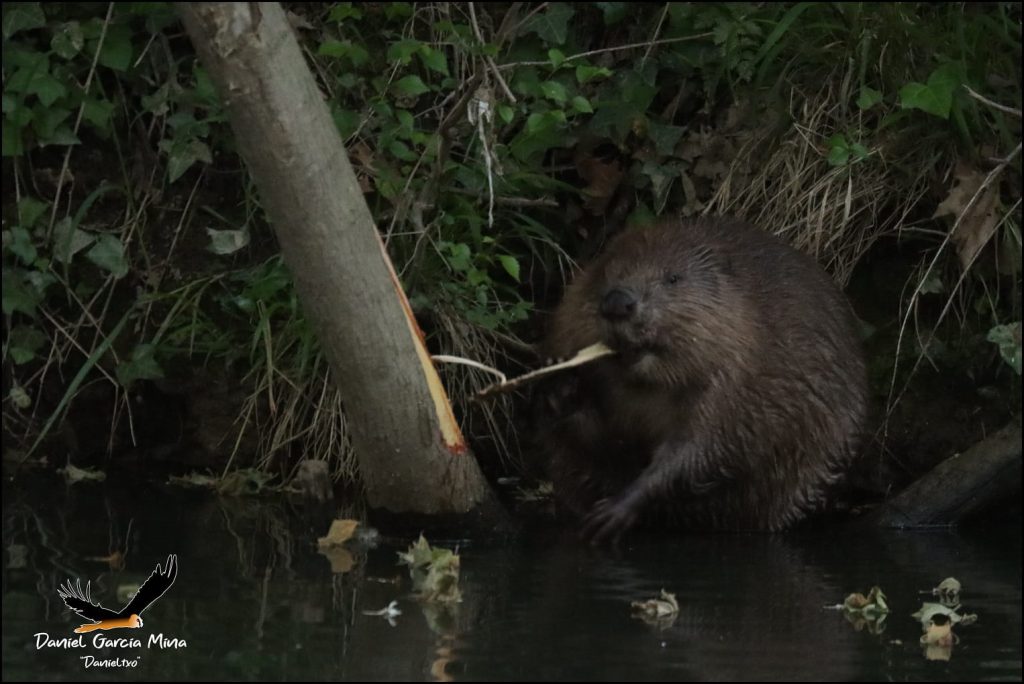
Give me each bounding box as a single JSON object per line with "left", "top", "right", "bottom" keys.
{"left": 2, "top": 3, "right": 1020, "bottom": 489}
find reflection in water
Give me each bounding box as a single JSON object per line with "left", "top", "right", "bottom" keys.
{"left": 2, "top": 473, "right": 1021, "bottom": 681}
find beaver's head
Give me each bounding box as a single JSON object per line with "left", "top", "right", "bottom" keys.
{"left": 586, "top": 223, "right": 757, "bottom": 387}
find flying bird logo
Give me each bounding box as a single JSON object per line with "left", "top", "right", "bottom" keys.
{"left": 57, "top": 555, "right": 178, "bottom": 634}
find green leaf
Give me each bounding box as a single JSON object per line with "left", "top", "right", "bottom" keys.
{"left": 116, "top": 344, "right": 164, "bottom": 389}
{"left": 328, "top": 3, "right": 363, "bottom": 23}
{"left": 32, "top": 105, "right": 71, "bottom": 141}
{"left": 856, "top": 86, "right": 882, "bottom": 110}
{"left": 418, "top": 47, "right": 449, "bottom": 75}
{"left": 7, "top": 226, "right": 37, "bottom": 264}
{"left": 17, "top": 196, "right": 48, "bottom": 228}
{"left": 206, "top": 227, "right": 250, "bottom": 255}
{"left": 540, "top": 80, "right": 568, "bottom": 103}
{"left": 647, "top": 122, "right": 684, "bottom": 156}
{"left": 85, "top": 233, "right": 129, "bottom": 278}
{"left": 497, "top": 104, "right": 514, "bottom": 124}
{"left": 596, "top": 2, "right": 627, "bottom": 25}
{"left": 387, "top": 39, "right": 421, "bottom": 65}
{"left": 1, "top": 269, "right": 40, "bottom": 316}
{"left": 8, "top": 325, "right": 47, "bottom": 365}
{"left": 899, "top": 64, "right": 962, "bottom": 119}
{"left": 498, "top": 255, "right": 520, "bottom": 282}
{"left": 521, "top": 4, "right": 574, "bottom": 45}
{"left": 97, "top": 27, "right": 133, "bottom": 71}
{"left": 826, "top": 133, "right": 849, "bottom": 166}
{"left": 987, "top": 323, "right": 1022, "bottom": 375}
{"left": 318, "top": 40, "right": 369, "bottom": 66}
{"left": 3, "top": 2, "right": 46, "bottom": 39}
{"left": 571, "top": 96, "right": 593, "bottom": 114}
{"left": 2, "top": 120, "right": 24, "bottom": 157}
{"left": 166, "top": 139, "right": 212, "bottom": 183}
{"left": 27, "top": 72, "right": 67, "bottom": 107}
{"left": 392, "top": 75, "right": 430, "bottom": 97}
{"left": 53, "top": 217, "right": 95, "bottom": 263}
{"left": 52, "top": 20, "right": 85, "bottom": 59}
{"left": 81, "top": 98, "right": 114, "bottom": 131}
{"left": 575, "top": 64, "right": 613, "bottom": 84}
{"left": 388, "top": 139, "right": 417, "bottom": 161}
{"left": 548, "top": 49, "right": 566, "bottom": 68}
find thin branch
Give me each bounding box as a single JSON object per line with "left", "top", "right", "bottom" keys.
{"left": 498, "top": 33, "right": 714, "bottom": 70}
{"left": 963, "top": 85, "right": 1022, "bottom": 118}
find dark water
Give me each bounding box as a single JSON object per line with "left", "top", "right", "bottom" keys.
{"left": 2, "top": 472, "right": 1021, "bottom": 682}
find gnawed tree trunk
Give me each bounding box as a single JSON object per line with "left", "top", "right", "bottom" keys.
{"left": 178, "top": 2, "right": 499, "bottom": 521}
{"left": 871, "top": 421, "right": 1022, "bottom": 527}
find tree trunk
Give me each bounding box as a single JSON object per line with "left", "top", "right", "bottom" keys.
{"left": 178, "top": 2, "right": 498, "bottom": 519}
{"left": 871, "top": 420, "right": 1021, "bottom": 527}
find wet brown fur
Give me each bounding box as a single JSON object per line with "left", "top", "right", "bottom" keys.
{"left": 542, "top": 218, "right": 868, "bottom": 538}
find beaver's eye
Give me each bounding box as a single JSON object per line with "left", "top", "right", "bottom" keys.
{"left": 665, "top": 273, "right": 681, "bottom": 285}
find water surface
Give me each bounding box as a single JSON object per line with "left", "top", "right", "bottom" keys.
{"left": 2, "top": 472, "right": 1020, "bottom": 681}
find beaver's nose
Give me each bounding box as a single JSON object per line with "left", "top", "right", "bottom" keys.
{"left": 600, "top": 288, "right": 637, "bottom": 320}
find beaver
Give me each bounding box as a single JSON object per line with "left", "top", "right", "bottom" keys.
{"left": 541, "top": 217, "right": 868, "bottom": 542}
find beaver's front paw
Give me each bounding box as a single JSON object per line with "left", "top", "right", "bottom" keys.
{"left": 581, "top": 494, "right": 640, "bottom": 546}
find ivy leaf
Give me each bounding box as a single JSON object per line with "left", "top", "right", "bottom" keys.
{"left": 2, "top": 120, "right": 24, "bottom": 157}
{"left": 53, "top": 217, "right": 95, "bottom": 264}
{"left": 27, "top": 72, "right": 67, "bottom": 107}
{"left": 7, "top": 226, "right": 37, "bottom": 264}
{"left": 51, "top": 20, "right": 85, "bottom": 59}
{"left": 647, "top": 122, "right": 684, "bottom": 156}
{"left": 17, "top": 196, "right": 49, "bottom": 228}
{"left": 97, "top": 27, "right": 133, "bottom": 71}
{"left": 8, "top": 325, "right": 47, "bottom": 365}
{"left": 1, "top": 269, "right": 41, "bottom": 316}
{"left": 596, "top": 2, "right": 628, "bottom": 25}
{"left": 987, "top": 323, "right": 1022, "bottom": 375}
{"left": 548, "top": 49, "right": 566, "bottom": 68}
{"left": 392, "top": 75, "right": 430, "bottom": 97}
{"left": 3, "top": 3, "right": 46, "bottom": 39}
{"left": 521, "top": 4, "right": 574, "bottom": 45}
{"left": 165, "top": 139, "right": 212, "bottom": 183}
{"left": 116, "top": 344, "right": 164, "bottom": 389}
{"left": 497, "top": 104, "right": 515, "bottom": 124}
{"left": 85, "top": 233, "right": 129, "bottom": 278}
